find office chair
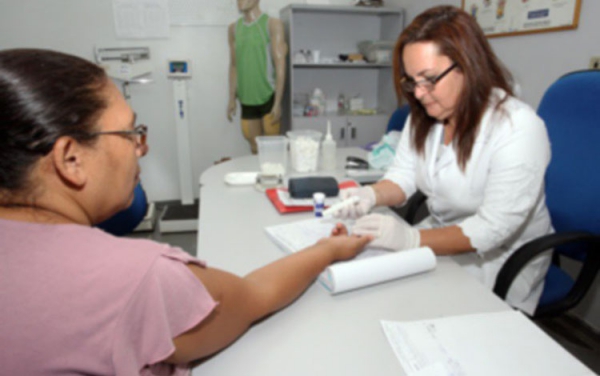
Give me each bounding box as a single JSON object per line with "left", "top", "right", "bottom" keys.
{"left": 96, "top": 183, "right": 149, "bottom": 236}
{"left": 362, "top": 104, "right": 411, "bottom": 151}
{"left": 493, "top": 70, "right": 600, "bottom": 318}
{"left": 386, "top": 104, "right": 411, "bottom": 133}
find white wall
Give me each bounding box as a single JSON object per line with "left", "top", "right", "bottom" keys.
{"left": 0, "top": 0, "right": 363, "bottom": 202}
{"left": 3, "top": 0, "right": 595, "bottom": 202}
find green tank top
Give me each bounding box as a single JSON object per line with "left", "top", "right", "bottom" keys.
{"left": 235, "top": 13, "right": 275, "bottom": 106}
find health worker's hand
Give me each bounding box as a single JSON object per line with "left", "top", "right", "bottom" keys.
{"left": 332, "top": 186, "right": 376, "bottom": 219}
{"left": 352, "top": 213, "right": 420, "bottom": 251}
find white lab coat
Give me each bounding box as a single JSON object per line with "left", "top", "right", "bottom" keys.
{"left": 383, "top": 89, "right": 552, "bottom": 315}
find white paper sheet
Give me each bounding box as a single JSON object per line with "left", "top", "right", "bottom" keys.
{"left": 169, "top": 0, "right": 237, "bottom": 26}
{"left": 113, "top": 0, "right": 170, "bottom": 39}
{"left": 381, "top": 311, "right": 594, "bottom": 376}
{"left": 265, "top": 218, "right": 436, "bottom": 294}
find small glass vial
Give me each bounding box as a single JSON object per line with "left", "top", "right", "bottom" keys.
{"left": 337, "top": 93, "right": 345, "bottom": 112}
{"left": 313, "top": 192, "right": 325, "bottom": 217}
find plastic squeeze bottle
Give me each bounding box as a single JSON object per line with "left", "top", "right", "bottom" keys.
{"left": 321, "top": 120, "right": 337, "bottom": 170}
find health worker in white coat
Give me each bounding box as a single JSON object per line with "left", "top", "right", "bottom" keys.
{"left": 335, "top": 5, "right": 553, "bottom": 315}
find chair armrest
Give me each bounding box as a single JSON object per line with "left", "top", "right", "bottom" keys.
{"left": 404, "top": 190, "right": 427, "bottom": 225}
{"left": 493, "top": 231, "right": 600, "bottom": 316}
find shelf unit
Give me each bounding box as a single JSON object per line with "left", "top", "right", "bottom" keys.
{"left": 280, "top": 4, "right": 404, "bottom": 146}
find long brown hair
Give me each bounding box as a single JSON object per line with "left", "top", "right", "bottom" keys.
{"left": 393, "top": 6, "right": 513, "bottom": 169}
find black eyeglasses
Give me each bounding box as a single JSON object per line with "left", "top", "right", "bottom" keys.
{"left": 89, "top": 124, "right": 148, "bottom": 149}
{"left": 401, "top": 63, "right": 458, "bottom": 93}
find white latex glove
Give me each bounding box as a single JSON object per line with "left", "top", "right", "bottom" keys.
{"left": 352, "top": 213, "right": 421, "bottom": 251}
{"left": 333, "top": 186, "right": 376, "bottom": 219}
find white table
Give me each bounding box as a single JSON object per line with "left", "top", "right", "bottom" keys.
{"left": 192, "top": 148, "right": 511, "bottom": 376}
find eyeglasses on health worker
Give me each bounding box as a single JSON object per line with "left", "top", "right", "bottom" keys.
{"left": 334, "top": 5, "right": 553, "bottom": 316}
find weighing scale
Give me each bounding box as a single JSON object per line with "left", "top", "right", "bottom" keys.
{"left": 158, "top": 59, "right": 199, "bottom": 233}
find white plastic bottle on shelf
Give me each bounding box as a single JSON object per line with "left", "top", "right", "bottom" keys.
{"left": 321, "top": 120, "right": 337, "bottom": 171}
{"left": 311, "top": 88, "right": 326, "bottom": 116}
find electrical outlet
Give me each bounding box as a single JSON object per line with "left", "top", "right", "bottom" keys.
{"left": 590, "top": 56, "right": 600, "bottom": 69}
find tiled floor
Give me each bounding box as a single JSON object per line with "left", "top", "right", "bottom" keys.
{"left": 131, "top": 229, "right": 600, "bottom": 374}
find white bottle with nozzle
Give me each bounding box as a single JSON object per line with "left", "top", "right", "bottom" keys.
{"left": 321, "top": 120, "right": 337, "bottom": 171}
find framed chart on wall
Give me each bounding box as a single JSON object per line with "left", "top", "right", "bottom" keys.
{"left": 462, "top": 0, "right": 582, "bottom": 38}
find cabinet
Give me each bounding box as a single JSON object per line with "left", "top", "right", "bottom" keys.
{"left": 292, "top": 113, "right": 389, "bottom": 147}
{"left": 280, "top": 4, "right": 404, "bottom": 146}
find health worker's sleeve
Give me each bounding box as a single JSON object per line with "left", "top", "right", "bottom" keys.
{"left": 458, "top": 109, "right": 551, "bottom": 255}
{"left": 382, "top": 115, "right": 418, "bottom": 202}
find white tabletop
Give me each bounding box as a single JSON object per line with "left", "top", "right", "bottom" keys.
{"left": 192, "top": 148, "right": 510, "bottom": 376}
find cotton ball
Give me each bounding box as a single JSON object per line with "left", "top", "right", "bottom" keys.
{"left": 292, "top": 136, "right": 320, "bottom": 172}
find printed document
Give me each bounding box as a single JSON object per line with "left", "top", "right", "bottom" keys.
{"left": 381, "top": 310, "right": 593, "bottom": 376}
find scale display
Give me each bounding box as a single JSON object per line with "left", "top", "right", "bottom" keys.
{"left": 168, "top": 60, "right": 192, "bottom": 78}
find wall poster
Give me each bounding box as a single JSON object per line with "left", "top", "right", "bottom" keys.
{"left": 462, "top": 0, "right": 582, "bottom": 38}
